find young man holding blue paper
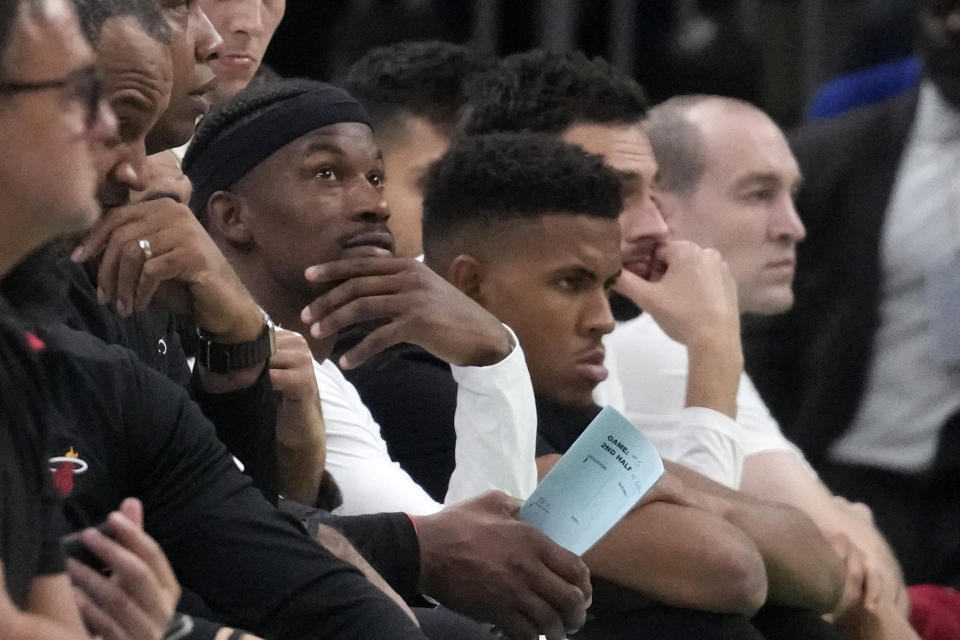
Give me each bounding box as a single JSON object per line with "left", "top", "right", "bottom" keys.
{"left": 420, "top": 131, "right": 847, "bottom": 639}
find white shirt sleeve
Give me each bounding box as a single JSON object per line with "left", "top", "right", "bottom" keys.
{"left": 604, "top": 315, "right": 744, "bottom": 487}
{"left": 316, "top": 358, "right": 443, "bottom": 516}
{"left": 738, "top": 373, "right": 817, "bottom": 477}
{"left": 605, "top": 314, "right": 818, "bottom": 487}
{"left": 626, "top": 407, "right": 745, "bottom": 487}
{"left": 317, "top": 325, "right": 538, "bottom": 516}
{"left": 445, "top": 325, "right": 538, "bottom": 503}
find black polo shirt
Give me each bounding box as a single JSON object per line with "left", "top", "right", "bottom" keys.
{"left": 0, "top": 324, "right": 64, "bottom": 609}
{"left": 36, "top": 324, "right": 426, "bottom": 640}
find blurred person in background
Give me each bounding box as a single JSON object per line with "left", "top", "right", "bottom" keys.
{"left": 744, "top": 0, "right": 960, "bottom": 593}
{"left": 199, "top": 0, "right": 285, "bottom": 106}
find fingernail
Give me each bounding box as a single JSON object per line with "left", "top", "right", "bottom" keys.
{"left": 339, "top": 355, "right": 350, "bottom": 369}
{"left": 96, "top": 287, "right": 108, "bottom": 305}
{"left": 70, "top": 245, "right": 84, "bottom": 262}
{"left": 116, "top": 299, "right": 127, "bottom": 316}
{"left": 301, "top": 307, "right": 313, "bottom": 324}
{"left": 310, "top": 323, "right": 323, "bottom": 338}
{"left": 305, "top": 266, "right": 321, "bottom": 281}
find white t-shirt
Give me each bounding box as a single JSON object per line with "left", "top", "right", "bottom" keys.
{"left": 603, "top": 313, "right": 809, "bottom": 488}
{"left": 317, "top": 327, "right": 538, "bottom": 516}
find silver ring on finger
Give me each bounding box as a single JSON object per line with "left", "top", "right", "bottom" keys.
{"left": 138, "top": 238, "right": 153, "bottom": 261}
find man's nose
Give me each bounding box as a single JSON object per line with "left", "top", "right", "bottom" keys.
{"left": 770, "top": 196, "right": 806, "bottom": 243}
{"left": 231, "top": 0, "right": 266, "bottom": 36}
{"left": 621, "top": 194, "right": 669, "bottom": 244}
{"left": 582, "top": 290, "right": 616, "bottom": 336}
{"left": 348, "top": 178, "right": 390, "bottom": 222}
{"left": 193, "top": 4, "right": 224, "bottom": 62}
{"left": 89, "top": 100, "right": 118, "bottom": 143}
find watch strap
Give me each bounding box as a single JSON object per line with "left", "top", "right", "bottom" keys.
{"left": 197, "top": 317, "right": 276, "bottom": 373}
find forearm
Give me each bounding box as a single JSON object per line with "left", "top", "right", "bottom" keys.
{"left": 722, "top": 498, "right": 844, "bottom": 612}
{"left": 582, "top": 501, "right": 768, "bottom": 615}
{"left": 277, "top": 440, "right": 326, "bottom": 506}
{"left": 684, "top": 337, "right": 743, "bottom": 419}
{"left": 675, "top": 462, "right": 845, "bottom": 612}
{"left": 290, "top": 508, "right": 424, "bottom": 604}
{"left": 314, "top": 525, "right": 418, "bottom": 624}
{"left": 741, "top": 452, "right": 905, "bottom": 591}
{"left": 192, "top": 365, "right": 279, "bottom": 502}
{"left": 275, "top": 399, "right": 327, "bottom": 505}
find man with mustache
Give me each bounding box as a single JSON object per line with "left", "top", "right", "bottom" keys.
{"left": 52, "top": 0, "right": 331, "bottom": 506}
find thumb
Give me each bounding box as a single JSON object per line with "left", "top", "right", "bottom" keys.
{"left": 613, "top": 269, "right": 658, "bottom": 309}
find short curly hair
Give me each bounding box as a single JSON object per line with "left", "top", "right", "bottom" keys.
{"left": 343, "top": 40, "right": 494, "bottom": 139}
{"left": 422, "top": 132, "right": 622, "bottom": 261}
{"left": 460, "top": 49, "right": 649, "bottom": 136}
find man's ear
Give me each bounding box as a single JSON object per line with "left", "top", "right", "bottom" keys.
{"left": 448, "top": 254, "right": 486, "bottom": 303}
{"left": 206, "top": 191, "right": 253, "bottom": 247}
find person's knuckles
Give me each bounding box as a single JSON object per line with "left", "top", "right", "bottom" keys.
{"left": 101, "top": 581, "right": 135, "bottom": 614}
{"left": 553, "top": 588, "right": 588, "bottom": 628}
{"left": 121, "top": 241, "right": 146, "bottom": 263}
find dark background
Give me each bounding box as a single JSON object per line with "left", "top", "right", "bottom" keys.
{"left": 264, "top": 0, "right": 917, "bottom": 129}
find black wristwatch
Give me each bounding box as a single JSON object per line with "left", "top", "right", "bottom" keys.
{"left": 196, "top": 311, "right": 277, "bottom": 373}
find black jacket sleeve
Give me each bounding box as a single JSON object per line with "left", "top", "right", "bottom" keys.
{"left": 280, "top": 499, "right": 423, "bottom": 605}
{"left": 189, "top": 364, "right": 279, "bottom": 504}
{"left": 42, "top": 327, "right": 428, "bottom": 640}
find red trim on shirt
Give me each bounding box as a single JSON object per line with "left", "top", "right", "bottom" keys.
{"left": 24, "top": 331, "right": 46, "bottom": 352}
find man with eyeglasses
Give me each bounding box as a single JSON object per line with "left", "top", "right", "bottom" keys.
{"left": 0, "top": 0, "right": 115, "bottom": 637}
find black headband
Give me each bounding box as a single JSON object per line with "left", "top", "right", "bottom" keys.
{"left": 185, "top": 85, "right": 371, "bottom": 213}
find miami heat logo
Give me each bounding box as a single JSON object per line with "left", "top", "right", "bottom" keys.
{"left": 48, "top": 447, "right": 88, "bottom": 496}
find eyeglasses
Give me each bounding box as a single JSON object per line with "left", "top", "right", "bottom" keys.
{"left": 0, "top": 66, "right": 103, "bottom": 130}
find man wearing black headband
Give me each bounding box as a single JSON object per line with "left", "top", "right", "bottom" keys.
{"left": 184, "top": 78, "right": 592, "bottom": 640}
